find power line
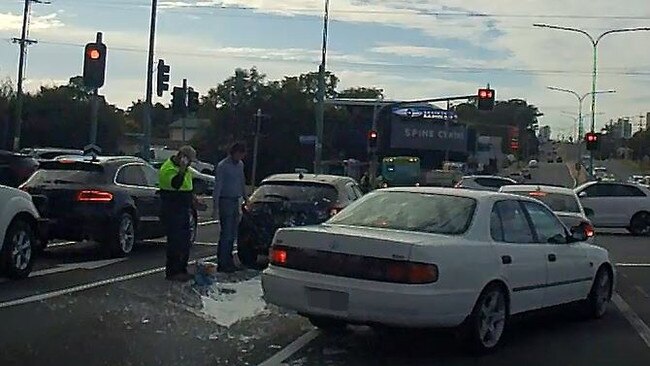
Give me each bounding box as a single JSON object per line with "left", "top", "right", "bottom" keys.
{"left": 16, "top": 0, "right": 650, "bottom": 21}
{"left": 10, "top": 38, "right": 650, "bottom": 77}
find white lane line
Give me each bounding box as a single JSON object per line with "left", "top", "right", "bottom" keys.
{"left": 47, "top": 241, "right": 77, "bottom": 248}
{"left": 613, "top": 293, "right": 650, "bottom": 348}
{"left": 258, "top": 329, "right": 321, "bottom": 366}
{"left": 0, "top": 255, "right": 217, "bottom": 309}
{"left": 616, "top": 263, "right": 650, "bottom": 268}
{"left": 199, "top": 220, "right": 219, "bottom": 226}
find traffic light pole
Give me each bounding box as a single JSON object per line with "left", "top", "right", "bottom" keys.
{"left": 182, "top": 78, "right": 187, "bottom": 142}
{"left": 142, "top": 0, "right": 158, "bottom": 160}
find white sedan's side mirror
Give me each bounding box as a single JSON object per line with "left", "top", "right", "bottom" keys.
{"left": 570, "top": 228, "right": 588, "bottom": 242}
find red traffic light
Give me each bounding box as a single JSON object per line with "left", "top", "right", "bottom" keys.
{"left": 586, "top": 133, "right": 598, "bottom": 142}
{"left": 478, "top": 89, "right": 494, "bottom": 99}
{"left": 88, "top": 48, "right": 101, "bottom": 60}
{"left": 368, "top": 130, "right": 378, "bottom": 139}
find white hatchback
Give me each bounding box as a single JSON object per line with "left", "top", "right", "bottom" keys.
{"left": 262, "top": 188, "right": 614, "bottom": 353}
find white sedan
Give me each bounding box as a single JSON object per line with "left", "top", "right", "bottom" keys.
{"left": 262, "top": 187, "right": 614, "bottom": 353}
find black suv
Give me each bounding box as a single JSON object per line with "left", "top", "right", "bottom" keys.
{"left": 21, "top": 155, "right": 197, "bottom": 257}
{"left": 237, "top": 173, "right": 363, "bottom": 268}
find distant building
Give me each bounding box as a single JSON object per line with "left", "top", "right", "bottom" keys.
{"left": 611, "top": 117, "right": 633, "bottom": 139}
{"left": 169, "top": 118, "right": 208, "bottom": 142}
{"left": 538, "top": 125, "right": 551, "bottom": 142}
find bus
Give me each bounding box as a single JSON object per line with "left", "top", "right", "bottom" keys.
{"left": 381, "top": 156, "right": 421, "bottom": 187}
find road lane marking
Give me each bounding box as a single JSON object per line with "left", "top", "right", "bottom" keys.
{"left": 28, "top": 258, "right": 127, "bottom": 277}
{"left": 258, "top": 329, "right": 321, "bottom": 366}
{"left": 0, "top": 255, "right": 217, "bottom": 309}
{"left": 199, "top": 220, "right": 219, "bottom": 226}
{"left": 616, "top": 263, "right": 650, "bottom": 268}
{"left": 47, "top": 241, "right": 77, "bottom": 248}
{"left": 613, "top": 293, "right": 650, "bottom": 349}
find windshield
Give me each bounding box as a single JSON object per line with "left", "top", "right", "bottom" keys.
{"left": 250, "top": 182, "right": 338, "bottom": 204}
{"left": 507, "top": 191, "right": 581, "bottom": 213}
{"left": 328, "top": 191, "right": 476, "bottom": 235}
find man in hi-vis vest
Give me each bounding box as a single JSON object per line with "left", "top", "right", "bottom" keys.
{"left": 159, "top": 146, "right": 196, "bottom": 282}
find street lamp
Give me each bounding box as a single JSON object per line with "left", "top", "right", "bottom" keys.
{"left": 547, "top": 86, "right": 615, "bottom": 141}
{"left": 535, "top": 24, "right": 650, "bottom": 173}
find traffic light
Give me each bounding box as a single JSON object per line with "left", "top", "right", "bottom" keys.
{"left": 585, "top": 132, "right": 600, "bottom": 151}
{"left": 187, "top": 89, "right": 199, "bottom": 113}
{"left": 368, "top": 129, "right": 378, "bottom": 149}
{"left": 156, "top": 59, "right": 170, "bottom": 97}
{"left": 477, "top": 88, "right": 495, "bottom": 111}
{"left": 171, "top": 87, "right": 186, "bottom": 116}
{"left": 83, "top": 41, "right": 107, "bottom": 89}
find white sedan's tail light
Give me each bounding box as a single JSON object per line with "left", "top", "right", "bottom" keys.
{"left": 270, "top": 245, "right": 438, "bottom": 284}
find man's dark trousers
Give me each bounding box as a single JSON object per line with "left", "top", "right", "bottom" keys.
{"left": 163, "top": 199, "right": 191, "bottom": 277}
{"left": 218, "top": 197, "right": 240, "bottom": 268}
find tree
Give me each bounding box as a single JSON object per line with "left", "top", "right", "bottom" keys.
{"left": 125, "top": 101, "right": 172, "bottom": 138}
{"left": 19, "top": 76, "right": 126, "bottom": 151}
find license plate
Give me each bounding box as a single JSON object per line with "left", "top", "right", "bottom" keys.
{"left": 306, "top": 288, "right": 349, "bottom": 311}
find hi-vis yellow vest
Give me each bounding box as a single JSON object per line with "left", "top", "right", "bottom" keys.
{"left": 158, "top": 158, "right": 193, "bottom": 192}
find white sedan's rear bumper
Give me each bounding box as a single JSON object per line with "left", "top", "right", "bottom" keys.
{"left": 262, "top": 266, "right": 476, "bottom": 328}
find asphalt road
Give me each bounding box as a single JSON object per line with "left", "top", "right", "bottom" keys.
{"left": 1, "top": 166, "right": 650, "bottom": 366}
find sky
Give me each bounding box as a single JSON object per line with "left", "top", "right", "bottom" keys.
{"left": 1, "top": 0, "right": 650, "bottom": 139}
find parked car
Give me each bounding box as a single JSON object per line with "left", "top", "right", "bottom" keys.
{"left": 0, "top": 150, "right": 39, "bottom": 188}
{"left": 528, "top": 159, "right": 539, "bottom": 168}
{"left": 509, "top": 171, "right": 525, "bottom": 183}
{"left": 237, "top": 173, "right": 363, "bottom": 268}
{"left": 455, "top": 175, "right": 518, "bottom": 191}
{"left": 1, "top": 184, "right": 47, "bottom": 278}
{"left": 556, "top": 156, "right": 563, "bottom": 163}
{"left": 20, "top": 155, "right": 198, "bottom": 257}
{"left": 262, "top": 187, "right": 613, "bottom": 353}
{"left": 20, "top": 147, "right": 84, "bottom": 162}
{"left": 150, "top": 147, "right": 214, "bottom": 174}
{"left": 575, "top": 181, "right": 650, "bottom": 235}
{"left": 500, "top": 184, "right": 594, "bottom": 240}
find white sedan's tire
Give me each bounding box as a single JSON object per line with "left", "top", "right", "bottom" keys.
{"left": 464, "top": 283, "right": 509, "bottom": 354}
{"left": 582, "top": 267, "right": 612, "bottom": 319}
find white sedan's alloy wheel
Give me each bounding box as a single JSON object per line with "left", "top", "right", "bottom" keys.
{"left": 477, "top": 289, "right": 507, "bottom": 349}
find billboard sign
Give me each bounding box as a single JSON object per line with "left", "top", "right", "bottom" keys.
{"left": 392, "top": 107, "right": 457, "bottom": 121}
{"left": 390, "top": 120, "right": 468, "bottom": 152}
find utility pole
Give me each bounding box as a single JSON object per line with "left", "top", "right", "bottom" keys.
{"left": 251, "top": 109, "right": 267, "bottom": 189}
{"left": 12, "top": 0, "right": 47, "bottom": 151}
{"left": 314, "top": 0, "right": 330, "bottom": 174}
{"left": 181, "top": 78, "right": 187, "bottom": 142}
{"left": 142, "top": 0, "right": 158, "bottom": 160}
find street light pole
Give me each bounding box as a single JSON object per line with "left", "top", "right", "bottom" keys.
{"left": 314, "top": 0, "right": 330, "bottom": 174}
{"left": 535, "top": 24, "right": 650, "bottom": 174}
{"left": 142, "top": 0, "right": 158, "bottom": 161}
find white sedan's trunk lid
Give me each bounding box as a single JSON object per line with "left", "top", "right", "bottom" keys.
{"left": 274, "top": 224, "right": 447, "bottom": 261}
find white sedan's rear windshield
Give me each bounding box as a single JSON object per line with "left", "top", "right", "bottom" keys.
{"left": 328, "top": 191, "right": 476, "bottom": 235}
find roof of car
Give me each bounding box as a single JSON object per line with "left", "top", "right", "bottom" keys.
{"left": 500, "top": 184, "right": 576, "bottom": 195}
{"left": 262, "top": 173, "right": 355, "bottom": 184}
{"left": 462, "top": 175, "right": 516, "bottom": 181}
{"left": 54, "top": 155, "right": 146, "bottom": 165}
{"left": 382, "top": 186, "right": 530, "bottom": 201}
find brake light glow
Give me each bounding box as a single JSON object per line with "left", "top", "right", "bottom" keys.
{"left": 584, "top": 223, "right": 595, "bottom": 238}
{"left": 529, "top": 191, "right": 547, "bottom": 197}
{"left": 76, "top": 190, "right": 114, "bottom": 202}
{"left": 269, "top": 247, "right": 287, "bottom": 265}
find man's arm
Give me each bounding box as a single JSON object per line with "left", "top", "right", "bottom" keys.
{"left": 240, "top": 162, "right": 247, "bottom": 199}
{"left": 213, "top": 162, "right": 224, "bottom": 206}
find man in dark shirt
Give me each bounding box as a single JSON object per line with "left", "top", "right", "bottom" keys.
{"left": 159, "top": 146, "right": 196, "bottom": 282}
{"left": 213, "top": 142, "right": 247, "bottom": 272}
